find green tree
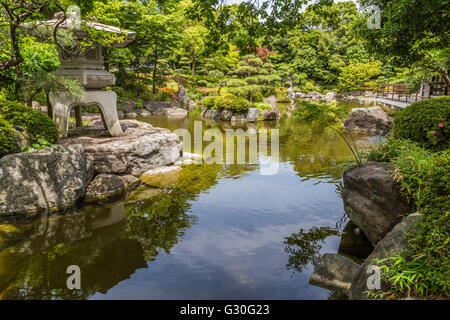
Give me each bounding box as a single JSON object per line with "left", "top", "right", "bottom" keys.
{"left": 358, "top": 0, "right": 450, "bottom": 85}
{"left": 227, "top": 53, "right": 280, "bottom": 101}
{"left": 338, "top": 61, "right": 381, "bottom": 92}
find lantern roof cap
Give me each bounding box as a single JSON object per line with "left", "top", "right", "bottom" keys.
{"left": 26, "top": 12, "right": 136, "bottom": 48}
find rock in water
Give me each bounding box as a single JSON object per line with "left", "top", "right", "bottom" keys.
{"left": 84, "top": 174, "right": 140, "bottom": 203}
{"left": 62, "top": 120, "right": 182, "bottom": 177}
{"left": 343, "top": 106, "right": 392, "bottom": 135}
{"left": 324, "top": 91, "right": 336, "bottom": 102}
{"left": 177, "top": 85, "right": 191, "bottom": 108}
{"left": 343, "top": 161, "right": 413, "bottom": 246}
{"left": 140, "top": 165, "right": 182, "bottom": 187}
{"left": 0, "top": 144, "right": 93, "bottom": 217}
{"left": 162, "top": 107, "right": 188, "bottom": 119}
{"left": 263, "top": 95, "right": 277, "bottom": 108}
{"left": 262, "top": 109, "right": 278, "bottom": 121}
{"left": 246, "top": 108, "right": 260, "bottom": 123}
{"left": 349, "top": 213, "right": 422, "bottom": 300}
{"left": 309, "top": 253, "right": 361, "bottom": 292}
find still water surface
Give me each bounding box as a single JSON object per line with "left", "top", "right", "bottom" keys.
{"left": 0, "top": 110, "right": 376, "bottom": 300}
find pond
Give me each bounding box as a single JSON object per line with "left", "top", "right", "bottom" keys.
{"left": 0, "top": 106, "right": 377, "bottom": 300}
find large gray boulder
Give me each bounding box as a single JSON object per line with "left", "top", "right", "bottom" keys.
{"left": 309, "top": 253, "right": 361, "bottom": 292}
{"left": 10, "top": 126, "right": 30, "bottom": 153}
{"left": 62, "top": 120, "right": 182, "bottom": 177}
{"left": 84, "top": 173, "right": 140, "bottom": 203}
{"left": 230, "top": 114, "right": 246, "bottom": 123}
{"left": 262, "top": 108, "right": 279, "bottom": 121}
{"left": 350, "top": 213, "right": 422, "bottom": 300}
{"left": 324, "top": 91, "right": 336, "bottom": 102}
{"left": 246, "top": 108, "right": 260, "bottom": 123}
{"left": 220, "top": 109, "right": 234, "bottom": 121}
{"left": 343, "top": 162, "right": 413, "bottom": 246}
{"left": 263, "top": 95, "right": 277, "bottom": 108}
{"left": 343, "top": 106, "right": 392, "bottom": 135}
{"left": 0, "top": 144, "right": 93, "bottom": 217}
{"left": 161, "top": 107, "right": 188, "bottom": 119}
{"left": 177, "top": 84, "right": 191, "bottom": 108}
{"left": 119, "top": 99, "right": 136, "bottom": 114}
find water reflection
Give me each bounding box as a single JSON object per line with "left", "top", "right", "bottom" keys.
{"left": 1, "top": 108, "right": 376, "bottom": 299}
{"left": 284, "top": 227, "right": 340, "bottom": 274}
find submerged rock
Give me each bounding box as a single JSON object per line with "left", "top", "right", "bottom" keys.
{"left": 338, "top": 221, "right": 374, "bottom": 263}
{"left": 140, "top": 165, "right": 182, "bottom": 187}
{"left": 343, "top": 106, "right": 392, "bottom": 135}
{"left": 84, "top": 174, "right": 140, "bottom": 204}
{"left": 343, "top": 161, "right": 413, "bottom": 246}
{"left": 0, "top": 144, "right": 93, "bottom": 217}
{"left": 161, "top": 107, "right": 188, "bottom": 119}
{"left": 350, "top": 213, "right": 422, "bottom": 300}
{"left": 62, "top": 120, "right": 182, "bottom": 177}
{"left": 309, "top": 253, "right": 361, "bottom": 292}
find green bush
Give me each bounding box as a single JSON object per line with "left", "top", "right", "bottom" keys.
{"left": 0, "top": 100, "right": 58, "bottom": 144}
{"left": 211, "top": 95, "right": 234, "bottom": 111}
{"left": 203, "top": 95, "right": 250, "bottom": 114}
{"left": 367, "top": 138, "right": 450, "bottom": 298}
{"left": 393, "top": 96, "right": 450, "bottom": 149}
{"left": 251, "top": 102, "right": 272, "bottom": 112}
{"left": 230, "top": 96, "right": 250, "bottom": 113}
{"left": 253, "top": 92, "right": 264, "bottom": 103}
{"left": 0, "top": 114, "right": 14, "bottom": 156}
{"left": 202, "top": 96, "right": 217, "bottom": 108}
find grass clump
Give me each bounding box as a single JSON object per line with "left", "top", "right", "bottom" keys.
{"left": 366, "top": 138, "right": 450, "bottom": 298}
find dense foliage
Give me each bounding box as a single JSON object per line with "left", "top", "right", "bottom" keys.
{"left": 0, "top": 99, "right": 59, "bottom": 144}
{"left": 0, "top": 114, "right": 14, "bottom": 156}
{"left": 367, "top": 139, "right": 450, "bottom": 298}
{"left": 204, "top": 94, "right": 250, "bottom": 114}
{"left": 392, "top": 97, "right": 450, "bottom": 150}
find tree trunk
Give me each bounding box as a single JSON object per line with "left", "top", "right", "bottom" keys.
{"left": 45, "top": 90, "right": 53, "bottom": 119}
{"left": 191, "top": 55, "right": 196, "bottom": 76}
{"left": 9, "top": 23, "right": 27, "bottom": 99}
{"left": 153, "top": 45, "right": 158, "bottom": 94}
{"left": 119, "top": 63, "right": 126, "bottom": 89}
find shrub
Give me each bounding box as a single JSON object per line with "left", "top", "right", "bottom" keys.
{"left": 253, "top": 92, "right": 264, "bottom": 103}
{"left": 251, "top": 102, "right": 272, "bottom": 112}
{"left": 366, "top": 138, "right": 450, "bottom": 298}
{"left": 393, "top": 96, "right": 450, "bottom": 149}
{"left": 202, "top": 96, "right": 217, "bottom": 108}
{"left": 0, "top": 114, "right": 14, "bottom": 156}
{"left": 0, "top": 99, "right": 58, "bottom": 144}
{"left": 211, "top": 95, "right": 234, "bottom": 111}
{"left": 230, "top": 96, "right": 250, "bottom": 113}
{"left": 203, "top": 95, "right": 250, "bottom": 114}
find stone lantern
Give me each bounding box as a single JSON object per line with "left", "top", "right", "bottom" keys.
{"left": 42, "top": 13, "right": 136, "bottom": 138}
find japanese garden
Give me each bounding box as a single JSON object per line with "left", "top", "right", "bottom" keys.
{"left": 0, "top": 0, "right": 448, "bottom": 301}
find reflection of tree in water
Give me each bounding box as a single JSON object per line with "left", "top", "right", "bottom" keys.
{"left": 278, "top": 117, "right": 365, "bottom": 183}
{"left": 327, "top": 290, "right": 349, "bottom": 300}
{"left": 125, "top": 190, "right": 198, "bottom": 261}
{"left": 0, "top": 159, "right": 262, "bottom": 299}
{"left": 283, "top": 226, "right": 340, "bottom": 274}
{"left": 124, "top": 162, "right": 259, "bottom": 261}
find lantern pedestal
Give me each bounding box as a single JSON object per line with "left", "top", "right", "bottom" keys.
{"left": 50, "top": 91, "right": 123, "bottom": 138}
